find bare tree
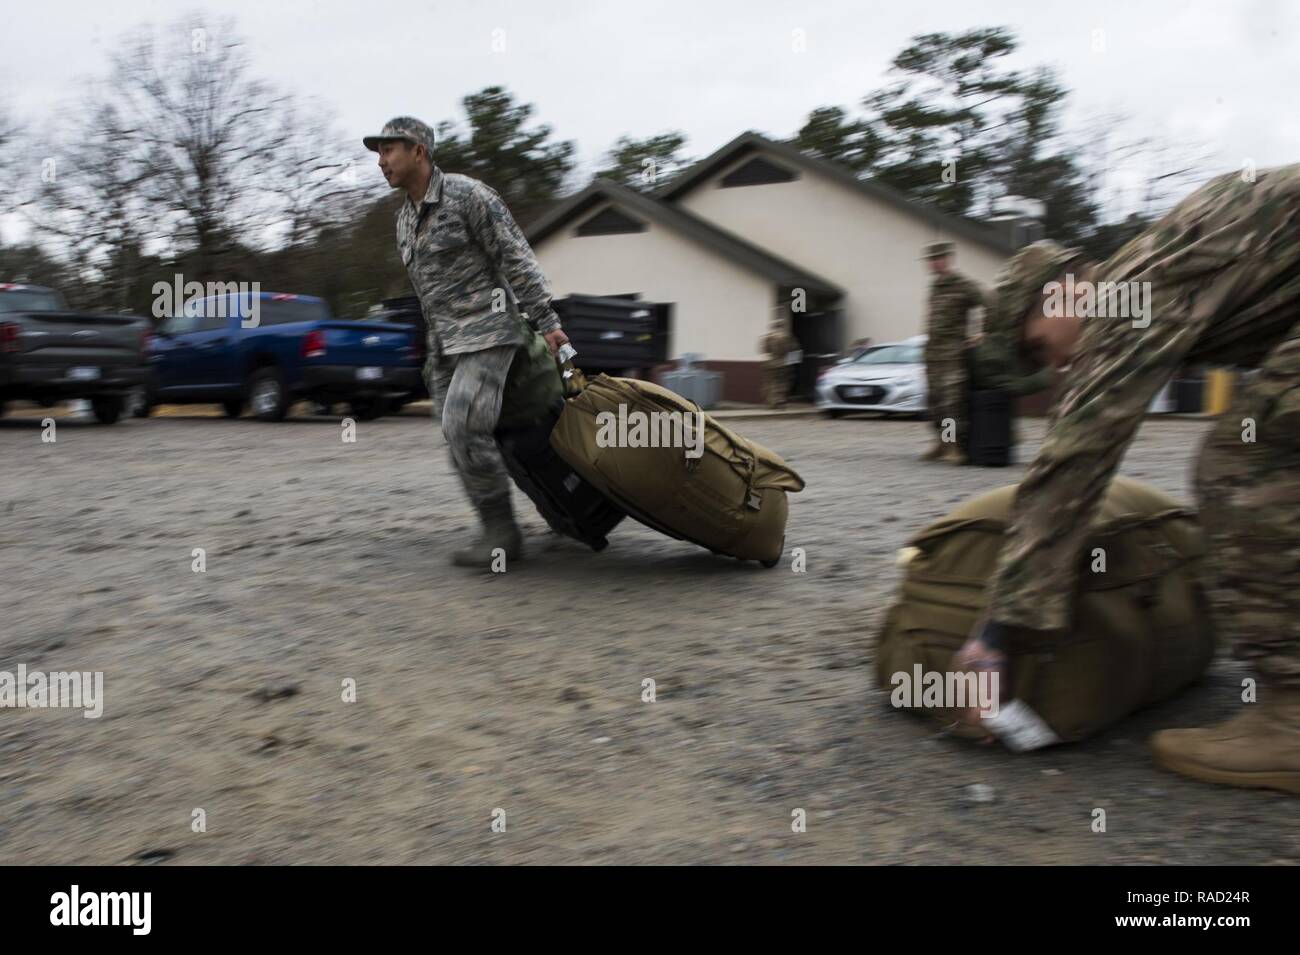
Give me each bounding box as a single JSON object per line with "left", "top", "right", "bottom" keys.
{"left": 106, "top": 16, "right": 285, "bottom": 280}
{"left": 0, "top": 105, "right": 23, "bottom": 219}
{"left": 20, "top": 97, "right": 161, "bottom": 310}
{"left": 252, "top": 97, "right": 374, "bottom": 253}
{"left": 1072, "top": 111, "right": 1220, "bottom": 224}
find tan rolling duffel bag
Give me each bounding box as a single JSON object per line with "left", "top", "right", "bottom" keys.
{"left": 548, "top": 374, "right": 804, "bottom": 566}
{"left": 874, "top": 477, "right": 1217, "bottom": 746}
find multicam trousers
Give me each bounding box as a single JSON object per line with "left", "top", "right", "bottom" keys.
{"left": 926, "top": 353, "right": 967, "bottom": 446}
{"left": 762, "top": 362, "right": 792, "bottom": 408}
{"left": 1195, "top": 325, "right": 1300, "bottom": 685}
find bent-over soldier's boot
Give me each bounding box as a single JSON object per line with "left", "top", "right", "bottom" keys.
{"left": 1149, "top": 687, "right": 1300, "bottom": 795}
{"left": 452, "top": 495, "right": 524, "bottom": 569}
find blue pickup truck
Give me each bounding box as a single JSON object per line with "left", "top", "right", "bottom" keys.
{"left": 142, "top": 291, "right": 421, "bottom": 421}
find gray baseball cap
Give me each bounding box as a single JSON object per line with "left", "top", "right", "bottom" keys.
{"left": 363, "top": 116, "right": 436, "bottom": 154}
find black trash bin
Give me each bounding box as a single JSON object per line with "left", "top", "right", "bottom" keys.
{"left": 966, "top": 390, "right": 1014, "bottom": 467}
{"left": 1173, "top": 370, "right": 1205, "bottom": 413}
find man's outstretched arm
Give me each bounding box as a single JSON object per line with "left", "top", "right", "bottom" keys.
{"left": 465, "top": 181, "right": 564, "bottom": 339}
{"left": 988, "top": 314, "right": 1205, "bottom": 634}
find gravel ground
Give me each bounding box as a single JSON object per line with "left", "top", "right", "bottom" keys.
{"left": 0, "top": 403, "right": 1293, "bottom": 865}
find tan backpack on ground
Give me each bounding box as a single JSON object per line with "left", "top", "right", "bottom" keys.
{"left": 548, "top": 374, "right": 804, "bottom": 565}
{"left": 874, "top": 477, "right": 1217, "bottom": 745}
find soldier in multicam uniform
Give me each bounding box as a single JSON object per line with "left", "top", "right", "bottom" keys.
{"left": 953, "top": 165, "right": 1300, "bottom": 794}
{"left": 922, "top": 242, "right": 988, "bottom": 464}
{"left": 364, "top": 117, "right": 570, "bottom": 568}
{"left": 758, "top": 311, "right": 798, "bottom": 408}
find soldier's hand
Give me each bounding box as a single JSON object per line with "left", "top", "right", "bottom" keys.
{"left": 543, "top": 328, "right": 570, "bottom": 355}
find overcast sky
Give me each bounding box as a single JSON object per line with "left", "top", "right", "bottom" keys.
{"left": 3, "top": 0, "right": 1298, "bottom": 239}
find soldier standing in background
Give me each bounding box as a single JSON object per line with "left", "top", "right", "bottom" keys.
{"left": 955, "top": 164, "right": 1300, "bottom": 794}
{"left": 759, "top": 309, "right": 799, "bottom": 408}
{"left": 365, "top": 117, "right": 570, "bottom": 569}
{"left": 922, "top": 241, "right": 988, "bottom": 463}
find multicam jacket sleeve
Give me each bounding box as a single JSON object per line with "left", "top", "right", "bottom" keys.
{"left": 988, "top": 166, "right": 1300, "bottom": 633}
{"left": 987, "top": 316, "right": 1204, "bottom": 632}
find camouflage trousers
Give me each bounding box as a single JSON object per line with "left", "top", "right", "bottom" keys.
{"left": 427, "top": 345, "right": 516, "bottom": 510}
{"left": 762, "top": 363, "right": 792, "bottom": 407}
{"left": 1196, "top": 326, "right": 1300, "bottom": 686}
{"left": 925, "top": 355, "right": 967, "bottom": 445}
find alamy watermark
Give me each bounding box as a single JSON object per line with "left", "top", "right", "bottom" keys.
{"left": 152, "top": 274, "right": 262, "bottom": 328}
{"left": 50, "top": 885, "right": 150, "bottom": 935}
{"left": 890, "top": 664, "right": 999, "bottom": 718}
{"left": 0, "top": 665, "right": 104, "bottom": 719}
{"left": 595, "top": 403, "right": 705, "bottom": 459}
{"left": 1043, "top": 272, "right": 1151, "bottom": 329}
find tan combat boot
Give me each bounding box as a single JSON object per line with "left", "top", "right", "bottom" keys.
{"left": 452, "top": 496, "right": 524, "bottom": 569}
{"left": 1150, "top": 687, "right": 1300, "bottom": 795}
{"left": 920, "top": 440, "right": 946, "bottom": 461}
{"left": 940, "top": 444, "right": 967, "bottom": 465}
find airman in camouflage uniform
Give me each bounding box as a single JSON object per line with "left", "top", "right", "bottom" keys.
{"left": 922, "top": 242, "right": 988, "bottom": 463}
{"left": 759, "top": 311, "right": 798, "bottom": 407}
{"left": 956, "top": 166, "right": 1300, "bottom": 794}
{"left": 365, "top": 117, "right": 570, "bottom": 568}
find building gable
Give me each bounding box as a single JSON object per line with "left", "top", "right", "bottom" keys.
{"left": 527, "top": 180, "right": 842, "bottom": 301}
{"left": 575, "top": 206, "right": 648, "bottom": 237}
{"left": 655, "top": 131, "right": 1015, "bottom": 257}
{"left": 719, "top": 156, "right": 798, "bottom": 188}
{"left": 657, "top": 136, "right": 1010, "bottom": 346}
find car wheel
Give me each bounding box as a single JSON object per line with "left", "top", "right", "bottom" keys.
{"left": 91, "top": 395, "right": 124, "bottom": 424}
{"left": 132, "top": 389, "right": 156, "bottom": 418}
{"left": 349, "top": 396, "right": 384, "bottom": 421}
{"left": 249, "top": 368, "right": 289, "bottom": 422}
{"left": 124, "top": 386, "right": 149, "bottom": 418}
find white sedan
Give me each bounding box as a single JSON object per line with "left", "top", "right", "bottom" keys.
{"left": 815, "top": 338, "right": 928, "bottom": 417}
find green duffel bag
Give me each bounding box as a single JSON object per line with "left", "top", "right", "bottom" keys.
{"left": 497, "top": 319, "right": 565, "bottom": 429}
{"left": 548, "top": 374, "right": 804, "bottom": 565}
{"left": 874, "top": 477, "right": 1217, "bottom": 746}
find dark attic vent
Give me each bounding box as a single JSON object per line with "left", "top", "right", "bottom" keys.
{"left": 720, "top": 156, "right": 798, "bottom": 188}
{"left": 576, "top": 206, "right": 648, "bottom": 236}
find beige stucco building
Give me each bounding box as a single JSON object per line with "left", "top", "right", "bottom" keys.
{"left": 527, "top": 131, "right": 1019, "bottom": 402}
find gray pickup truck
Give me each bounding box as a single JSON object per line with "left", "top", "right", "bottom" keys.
{"left": 0, "top": 283, "right": 151, "bottom": 424}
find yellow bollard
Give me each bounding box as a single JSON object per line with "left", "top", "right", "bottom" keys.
{"left": 1204, "top": 369, "right": 1234, "bottom": 415}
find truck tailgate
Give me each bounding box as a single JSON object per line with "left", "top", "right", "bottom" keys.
{"left": 6, "top": 311, "right": 146, "bottom": 368}
{"left": 315, "top": 321, "right": 415, "bottom": 366}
